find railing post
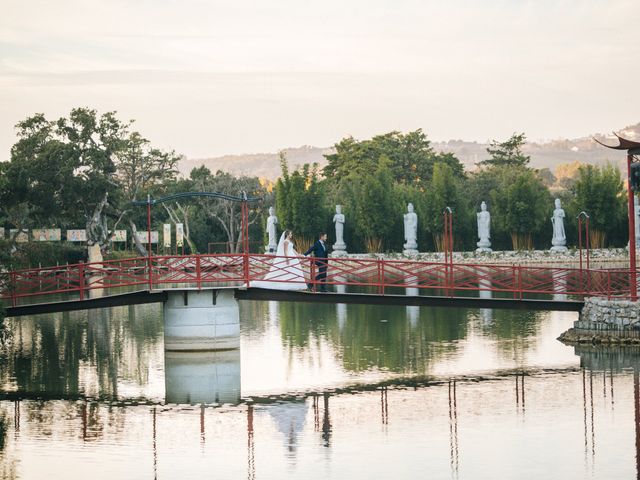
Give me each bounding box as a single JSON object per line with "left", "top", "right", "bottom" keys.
{"left": 577, "top": 212, "right": 590, "bottom": 293}
{"left": 10, "top": 271, "right": 17, "bottom": 307}
{"left": 148, "top": 255, "right": 153, "bottom": 291}
{"left": 578, "top": 215, "right": 583, "bottom": 290}
{"left": 310, "top": 259, "right": 316, "bottom": 292}
{"left": 243, "top": 253, "right": 250, "bottom": 288}
{"left": 196, "top": 255, "right": 202, "bottom": 290}
{"left": 446, "top": 258, "right": 452, "bottom": 298}
{"left": 445, "top": 261, "right": 449, "bottom": 297}
{"left": 518, "top": 266, "right": 523, "bottom": 300}
{"left": 443, "top": 207, "right": 454, "bottom": 297}
{"left": 78, "top": 262, "right": 85, "bottom": 301}
{"left": 449, "top": 263, "right": 454, "bottom": 298}
{"left": 377, "top": 259, "right": 384, "bottom": 295}
{"left": 586, "top": 216, "right": 590, "bottom": 270}
{"left": 607, "top": 271, "right": 611, "bottom": 300}
{"left": 586, "top": 216, "right": 591, "bottom": 293}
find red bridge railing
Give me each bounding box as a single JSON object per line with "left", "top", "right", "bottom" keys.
{"left": 0, "top": 253, "right": 635, "bottom": 307}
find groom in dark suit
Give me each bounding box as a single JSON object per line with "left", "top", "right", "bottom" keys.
{"left": 304, "top": 232, "right": 329, "bottom": 292}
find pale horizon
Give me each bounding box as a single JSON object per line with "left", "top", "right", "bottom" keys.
{"left": 2, "top": 0, "right": 639, "bottom": 160}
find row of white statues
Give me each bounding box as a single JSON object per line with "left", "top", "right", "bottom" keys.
{"left": 266, "top": 205, "right": 348, "bottom": 255}
{"left": 266, "top": 198, "right": 571, "bottom": 254}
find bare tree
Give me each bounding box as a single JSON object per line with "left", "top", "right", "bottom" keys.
{"left": 115, "top": 132, "right": 180, "bottom": 256}
{"left": 162, "top": 201, "right": 198, "bottom": 254}
{"left": 192, "top": 170, "right": 264, "bottom": 253}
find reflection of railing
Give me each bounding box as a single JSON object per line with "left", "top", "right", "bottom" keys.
{"left": 0, "top": 253, "right": 637, "bottom": 307}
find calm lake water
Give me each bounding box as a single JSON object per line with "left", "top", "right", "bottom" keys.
{"left": 0, "top": 298, "right": 638, "bottom": 479}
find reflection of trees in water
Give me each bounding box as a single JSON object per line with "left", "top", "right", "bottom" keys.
{"left": 570, "top": 344, "right": 640, "bottom": 472}
{"left": 0, "top": 399, "right": 128, "bottom": 472}
{"left": 0, "top": 304, "right": 163, "bottom": 399}
{"left": 246, "top": 300, "right": 546, "bottom": 374}
{"left": 573, "top": 344, "right": 640, "bottom": 373}
{"left": 0, "top": 411, "right": 6, "bottom": 451}
{"left": 21, "top": 400, "right": 100, "bottom": 445}
{"left": 271, "top": 302, "right": 334, "bottom": 375}
{"left": 0, "top": 413, "right": 17, "bottom": 479}
{"left": 239, "top": 301, "right": 271, "bottom": 337}
{"left": 475, "top": 309, "right": 542, "bottom": 365}
{"left": 272, "top": 301, "right": 469, "bottom": 374}
{"left": 335, "top": 306, "right": 468, "bottom": 374}
{"left": 0, "top": 318, "right": 10, "bottom": 348}
{"left": 86, "top": 308, "right": 120, "bottom": 397}
{"left": 277, "top": 302, "right": 334, "bottom": 348}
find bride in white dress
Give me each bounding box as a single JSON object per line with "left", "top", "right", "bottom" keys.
{"left": 252, "top": 230, "right": 307, "bottom": 290}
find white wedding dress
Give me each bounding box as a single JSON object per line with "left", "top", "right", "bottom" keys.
{"left": 252, "top": 233, "right": 307, "bottom": 290}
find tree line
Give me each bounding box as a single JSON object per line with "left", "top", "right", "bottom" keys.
{"left": 276, "top": 130, "right": 627, "bottom": 253}
{"left": 0, "top": 108, "right": 268, "bottom": 267}
{"left": 0, "top": 108, "right": 629, "bottom": 269}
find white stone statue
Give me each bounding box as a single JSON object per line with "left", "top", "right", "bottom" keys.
{"left": 403, "top": 203, "right": 418, "bottom": 254}
{"left": 332, "top": 205, "right": 347, "bottom": 254}
{"left": 266, "top": 207, "right": 278, "bottom": 253}
{"left": 550, "top": 198, "right": 568, "bottom": 252}
{"left": 476, "top": 201, "right": 492, "bottom": 252}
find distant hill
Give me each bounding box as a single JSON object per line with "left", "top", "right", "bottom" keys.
{"left": 429, "top": 122, "right": 639, "bottom": 174}
{"left": 178, "top": 122, "right": 640, "bottom": 180}
{"left": 179, "top": 145, "right": 332, "bottom": 180}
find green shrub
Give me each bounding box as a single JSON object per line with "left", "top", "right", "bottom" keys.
{"left": 104, "top": 250, "right": 138, "bottom": 261}
{"left": 9, "top": 242, "right": 87, "bottom": 269}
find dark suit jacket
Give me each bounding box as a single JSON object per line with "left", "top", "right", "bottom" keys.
{"left": 304, "top": 240, "right": 328, "bottom": 262}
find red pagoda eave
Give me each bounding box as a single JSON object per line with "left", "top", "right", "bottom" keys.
{"left": 594, "top": 132, "right": 640, "bottom": 153}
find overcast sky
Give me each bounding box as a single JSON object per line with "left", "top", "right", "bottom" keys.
{"left": 1, "top": 0, "right": 638, "bottom": 159}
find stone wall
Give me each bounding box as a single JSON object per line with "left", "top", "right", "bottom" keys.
{"left": 335, "top": 248, "right": 630, "bottom": 266}
{"left": 559, "top": 297, "right": 640, "bottom": 344}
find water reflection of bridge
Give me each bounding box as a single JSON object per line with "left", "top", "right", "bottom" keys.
{"left": 5, "top": 360, "right": 640, "bottom": 479}
{"left": 5, "top": 253, "right": 632, "bottom": 316}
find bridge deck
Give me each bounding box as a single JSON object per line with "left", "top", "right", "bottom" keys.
{"left": 4, "top": 287, "right": 583, "bottom": 317}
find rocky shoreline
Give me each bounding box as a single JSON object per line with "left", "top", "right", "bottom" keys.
{"left": 558, "top": 297, "right": 640, "bottom": 345}
{"left": 558, "top": 328, "right": 640, "bottom": 345}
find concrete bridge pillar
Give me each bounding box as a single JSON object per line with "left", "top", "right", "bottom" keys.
{"left": 335, "top": 276, "right": 347, "bottom": 330}
{"left": 163, "top": 289, "right": 240, "bottom": 351}
{"left": 405, "top": 275, "right": 419, "bottom": 326}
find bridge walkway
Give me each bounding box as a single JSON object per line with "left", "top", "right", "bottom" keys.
{"left": 4, "top": 286, "right": 584, "bottom": 317}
